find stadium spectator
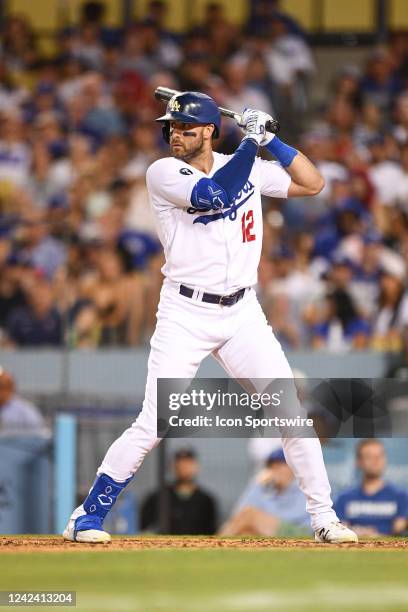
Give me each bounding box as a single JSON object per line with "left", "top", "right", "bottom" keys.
{"left": 0, "top": 368, "right": 45, "bottom": 432}
{"left": 219, "top": 449, "right": 310, "bottom": 536}
{"left": 73, "top": 248, "right": 146, "bottom": 346}
{"left": 310, "top": 289, "right": 371, "bottom": 351}
{"left": 354, "top": 101, "right": 383, "bottom": 146}
{"left": 141, "top": 448, "right": 217, "bottom": 535}
{"left": 4, "top": 278, "right": 63, "bottom": 347}
{"left": 145, "top": 0, "right": 172, "bottom": 38}
{"left": 122, "top": 120, "right": 161, "bottom": 191}
{"left": 367, "top": 135, "right": 403, "bottom": 207}
{"left": 360, "top": 48, "right": 402, "bottom": 113}
{"left": 11, "top": 210, "right": 66, "bottom": 280}
{"left": 2, "top": 14, "right": 38, "bottom": 71}
{"left": 372, "top": 272, "right": 408, "bottom": 351}
{"left": 221, "top": 57, "right": 274, "bottom": 116}
{"left": 334, "top": 439, "right": 408, "bottom": 536}
{"left": 247, "top": 0, "right": 306, "bottom": 40}
{"left": 350, "top": 235, "right": 383, "bottom": 318}
{"left": 301, "top": 131, "right": 349, "bottom": 206}
{"left": 0, "top": 108, "right": 31, "bottom": 189}
{"left": 80, "top": 71, "right": 125, "bottom": 140}
{"left": 44, "top": 133, "right": 94, "bottom": 197}
{"left": 121, "top": 21, "right": 181, "bottom": 79}
{"left": 0, "top": 60, "right": 28, "bottom": 112}
{"left": 75, "top": 7, "right": 105, "bottom": 71}
{"left": 332, "top": 65, "right": 362, "bottom": 110}
{"left": 202, "top": 2, "right": 240, "bottom": 66}
{"left": 264, "top": 17, "right": 315, "bottom": 91}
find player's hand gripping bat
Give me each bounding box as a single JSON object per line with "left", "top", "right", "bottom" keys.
{"left": 154, "top": 86, "right": 280, "bottom": 135}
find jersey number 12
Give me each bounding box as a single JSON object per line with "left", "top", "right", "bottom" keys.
{"left": 241, "top": 210, "right": 256, "bottom": 243}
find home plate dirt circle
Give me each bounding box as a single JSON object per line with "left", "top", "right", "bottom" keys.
{"left": 1, "top": 536, "right": 407, "bottom": 552}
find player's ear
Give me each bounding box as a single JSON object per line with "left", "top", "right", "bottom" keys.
{"left": 203, "top": 124, "right": 215, "bottom": 140}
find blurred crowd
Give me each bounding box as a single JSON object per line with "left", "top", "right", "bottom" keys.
{"left": 1, "top": 0, "right": 408, "bottom": 351}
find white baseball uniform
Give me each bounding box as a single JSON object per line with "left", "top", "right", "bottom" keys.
{"left": 98, "top": 151, "right": 338, "bottom": 530}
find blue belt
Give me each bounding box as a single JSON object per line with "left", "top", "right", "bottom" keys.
{"left": 179, "top": 284, "right": 247, "bottom": 306}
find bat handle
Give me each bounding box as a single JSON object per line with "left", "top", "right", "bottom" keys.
{"left": 220, "top": 107, "right": 280, "bottom": 135}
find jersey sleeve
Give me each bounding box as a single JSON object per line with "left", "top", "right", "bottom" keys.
{"left": 146, "top": 158, "right": 200, "bottom": 209}
{"left": 255, "top": 157, "right": 292, "bottom": 198}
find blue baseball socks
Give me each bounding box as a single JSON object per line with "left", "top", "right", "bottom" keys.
{"left": 74, "top": 473, "right": 132, "bottom": 536}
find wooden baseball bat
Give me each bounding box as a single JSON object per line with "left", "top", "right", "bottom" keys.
{"left": 154, "top": 86, "right": 280, "bottom": 134}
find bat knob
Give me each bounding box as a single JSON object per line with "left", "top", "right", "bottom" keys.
{"left": 266, "top": 119, "right": 280, "bottom": 134}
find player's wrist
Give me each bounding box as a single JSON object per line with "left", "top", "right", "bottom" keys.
{"left": 237, "top": 137, "right": 259, "bottom": 153}
{"left": 242, "top": 134, "right": 261, "bottom": 146}
{"left": 260, "top": 132, "right": 275, "bottom": 146}
{"left": 265, "top": 136, "right": 298, "bottom": 167}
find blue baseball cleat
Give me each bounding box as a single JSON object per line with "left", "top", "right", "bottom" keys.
{"left": 63, "top": 507, "right": 111, "bottom": 543}
{"left": 63, "top": 473, "right": 132, "bottom": 544}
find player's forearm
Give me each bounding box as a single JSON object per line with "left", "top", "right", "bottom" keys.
{"left": 285, "top": 151, "right": 325, "bottom": 197}
{"left": 264, "top": 136, "right": 324, "bottom": 197}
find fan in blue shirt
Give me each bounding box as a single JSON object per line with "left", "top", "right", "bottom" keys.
{"left": 334, "top": 439, "right": 408, "bottom": 536}
{"left": 219, "top": 449, "right": 310, "bottom": 537}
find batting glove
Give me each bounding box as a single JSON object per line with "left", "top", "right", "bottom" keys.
{"left": 240, "top": 108, "right": 275, "bottom": 146}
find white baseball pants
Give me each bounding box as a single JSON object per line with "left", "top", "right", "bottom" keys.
{"left": 98, "top": 280, "right": 338, "bottom": 530}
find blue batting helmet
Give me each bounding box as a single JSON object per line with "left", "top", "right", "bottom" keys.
{"left": 156, "top": 91, "right": 221, "bottom": 143}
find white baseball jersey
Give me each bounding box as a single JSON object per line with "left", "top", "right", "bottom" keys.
{"left": 146, "top": 152, "right": 291, "bottom": 293}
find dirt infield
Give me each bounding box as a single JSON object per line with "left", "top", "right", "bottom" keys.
{"left": 1, "top": 536, "right": 407, "bottom": 552}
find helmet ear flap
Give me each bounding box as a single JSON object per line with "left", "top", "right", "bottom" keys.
{"left": 162, "top": 123, "right": 170, "bottom": 143}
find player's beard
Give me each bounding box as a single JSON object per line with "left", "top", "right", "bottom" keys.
{"left": 171, "top": 132, "right": 205, "bottom": 162}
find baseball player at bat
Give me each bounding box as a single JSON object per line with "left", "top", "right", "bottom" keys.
{"left": 63, "top": 91, "right": 358, "bottom": 544}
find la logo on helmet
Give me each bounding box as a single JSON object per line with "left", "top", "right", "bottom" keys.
{"left": 169, "top": 98, "right": 181, "bottom": 112}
